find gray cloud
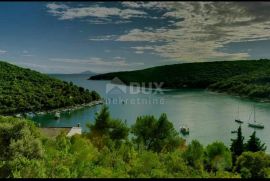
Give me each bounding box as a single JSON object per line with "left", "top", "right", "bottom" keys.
{"left": 0, "top": 49, "right": 7, "bottom": 54}
{"left": 89, "top": 35, "right": 117, "bottom": 41}
{"left": 49, "top": 57, "right": 144, "bottom": 67}
{"left": 47, "top": 2, "right": 270, "bottom": 62}
{"left": 46, "top": 3, "right": 146, "bottom": 21}
{"left": 117, "top": 2, "right": 270, "bottom": 61}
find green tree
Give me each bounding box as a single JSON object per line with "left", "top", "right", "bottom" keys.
{"left": 183, "top": 140, "right": 204, "bottom": 170}
{"left": 87, "top": 106, "right": 129, "bottom": 149}
{"left": 245, "top": 131, "right": 266, "bottom": 152}
{"left": 131, "top": 113, "right": 182, "bottom": 152}
{"left": 235, "top": 151, "right": 270, "bottom": 178}
{"left": 205, "top": 142, "right": 232, "bottom": 173}
{"left": 0, "top": 117, "right": 43, "bottom": 178}
{"left": 89, "top": 105, "right": 111, "bottom": 135}
{"left": 230, "top": 126, "right": 245, "bottom": 164}
{"left": 109, "top": 119, "right": 129, "bottom": 141}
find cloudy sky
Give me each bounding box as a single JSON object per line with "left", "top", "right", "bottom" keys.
{"left": 1, "top": 1, "right": 270, "bottom": 73}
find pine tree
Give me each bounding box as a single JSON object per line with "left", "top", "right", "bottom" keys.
{"left": 245, "top": 131, "right": 266, "bottom": 152}
{"left": 230, "top": 126, "right": 245, "bottom": 164}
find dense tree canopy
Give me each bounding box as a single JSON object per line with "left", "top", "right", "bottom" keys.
{"left": 0, "top": 108, "right": 269, "bottom": 178}
{"left": 0, "top": 61, "right": 100, "bottom": 115}
{"left": 131, "top": 113, "right": 183, "bottom": 152}
{"left": 245, "top": 131, "right": 267, "bottom": 152}
{"left": 235, "top": 151, "right": 270, "bottom": 178}
{"left": 87, "top": 106, "right": 129, "bottom": 149}
{"left": 90, "top": 59, "right": 270, "bottom": 101}
{"left": 205, "top": 142, "right": 232, "bottom": 173}
{"left": 230, "top": 126, "right": 245, "bottom": 163}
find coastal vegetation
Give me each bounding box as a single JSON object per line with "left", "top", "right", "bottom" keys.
{"left": 90, "top": 59, "right": 270, "bottom": 101}
{"left": 0, "top": 106, "right": 269, "bottom": 178}
{"left": 0, "top": 61, "right": 100, "bottom": 115}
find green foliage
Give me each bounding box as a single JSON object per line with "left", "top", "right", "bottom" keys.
{"left": 235, "top": 151, "right": 270, "bottom": 178}
{"left": 131, "top": 113, "right": 182, "bottom": 152}
{"left": 90, "top": 59, "right": 270, "bottom": 100}
{"left": 87, "top": 106, "right": 129, "bottom": 149}
{"left": 245, "top": 131, "right": 267, "bottom": 152}
{"left": 2, "top": 114, "right": 270, "bottom": 178}
{"left": 88, "top": 106, "right": 111, "bottom": 135}
{"left": 183, "top": 140, "right": 204, "bottom": 170}
{"left": 205, "top": 142, "right": 232, "bottom": 173}
{"left": 109, "top": 119, "right": 129, "bottom": 141}
{"left": 0, "top": 61, "right": 100, "bottom": 115}
{"left": 230, "top": 128, "right": 267, "bottom": 168}
{"left": 0, "top": 116, "right": 43, "bottom": 177}
{"left": 230, "top": 126, "right": 245, "bottom": 163}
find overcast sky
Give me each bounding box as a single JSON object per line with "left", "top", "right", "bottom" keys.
{"left": 1, "top": 1, "right": 270, "bottom": 73}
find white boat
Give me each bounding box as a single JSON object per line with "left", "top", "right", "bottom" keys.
{"left": 26, "top": 112, "right": 35, "bottom": 118}
{"left": 54, "top": 112, "right": 60, "bottom": 119}
{"left": 15, "top": 114, "right": 22, "bottom": 118}
{"left": 235, "top": 104, "right": 243, "bottom": 124}
{"left": 180, "top": 126, "right": 189, "bottom": 135}
{"left": 248, "top": 105, "right": 264, "bottom": 129}
{"left": 37, "top": 111, "right": 45, "bottom": 115}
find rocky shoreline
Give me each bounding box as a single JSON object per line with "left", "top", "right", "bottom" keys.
{"left": 15, "top": 100, "right": 104, "bottom": 118}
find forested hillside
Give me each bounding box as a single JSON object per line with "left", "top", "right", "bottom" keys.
{"left": 0, "top": 106, "right": 269, "bottom": 178}
{"left": 90, "top": 59, "right": 270, "bottom": 100}
{"left": 0, "top": 61, "right": 100, "bottom": 115}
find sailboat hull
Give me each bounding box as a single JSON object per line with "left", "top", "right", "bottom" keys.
{"left": 235, "top": 119, "right": 243, "bottom": 124}
{"left": 248, "top": 123, "right": 264, "bottom": 129}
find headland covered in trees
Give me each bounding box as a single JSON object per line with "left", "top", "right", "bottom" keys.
{"left": 0, "top": 61, "right": 101, "bottom": 115}
{"left": 90, "top": 59, "right": 270, "bottom": 101}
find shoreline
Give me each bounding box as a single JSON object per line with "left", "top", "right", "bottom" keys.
{"left": 93, "top": 80, "right": 270, "bottom": 103}
{"left": 13, "top": 100, "right": 104, "bottom": 118}
{"left": 38, "top": 100, "right": 104, "bottom": 115}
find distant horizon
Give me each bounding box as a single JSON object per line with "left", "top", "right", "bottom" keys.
{"left": 1, "top": 2, "right": 270, "bottom": 73}
{"left": 3, "top": 58, "right": 270, "bottom": 75}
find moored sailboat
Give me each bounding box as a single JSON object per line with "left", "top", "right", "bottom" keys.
{"left": 235, "top": 104, "right": 243, "bottom": 124}
{"left": 248, "top": 105, "right": 264, "bottom": 129}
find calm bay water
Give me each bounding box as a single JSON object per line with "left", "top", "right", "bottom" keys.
{"left": 32, "top": 74, "right": 270, "bottom": 150}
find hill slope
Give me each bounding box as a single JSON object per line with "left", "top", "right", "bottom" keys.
{"left": 89, "top": 59, "right": 270, "bottom": 100}
{"left": 0, "top": 61, "right": 100, "bottom": 115}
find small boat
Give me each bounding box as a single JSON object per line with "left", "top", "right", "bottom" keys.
{"left": 248, "top": 123, "right": 264, "bottom": 129}
{"left": 235, "top": 119, "right": 243, "bottom": 124}
{"left": 248, "top": 105, "right": 264, "bottom": 129}
{"left": 54, "top": 112, "right": 60, "bottom": 119}
{"left": 37, "top": 111, "right": 45, "bottom": 115}
{"left": 180, "top": 126, "right": 189, "bottom": 135}
{"left": 231, "top": 130, "right": 237, "bottom": 134}
{"left": 26, "top": 112, "right": 35, "bottom": 118}
{"left": 15, "top": 113, "right": 22, "bottom": 118}
{"left": 235, "top": 104, "right": 243, "bottom": 124}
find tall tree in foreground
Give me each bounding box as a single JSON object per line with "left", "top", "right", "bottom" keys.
{"left": 205, "top": 142, "right": 232, "bottom": 174}
{"left": 131, "top": 113, "right": 182, "bottom": 152}
{"left": 0, "top": 116, "right": 43, "bottom": 178}
{"left": 87, "top": 105, "right": 129, "bottom": 149}
{"left": 230, "top": 126, "right": 245, "bottom": 164}
{"left": 182, "top": 140, "right": 204, "bottom": 171}
{"left": 245, "top": 131, "right": 266, "bottom": 152}
{"left": 235, "top": 151, "right": 270, "bottom": 178}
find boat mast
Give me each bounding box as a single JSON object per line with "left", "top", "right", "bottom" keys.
{"left": 254, "top": 105, "right": 256, "bottom": 123}
{"left": 237, "top": 104, "right": 239, "bottom": 120}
